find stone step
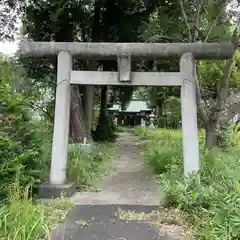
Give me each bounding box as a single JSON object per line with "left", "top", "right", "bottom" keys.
{"left": 70, "top": 190, "right": 164, "bottom": 206}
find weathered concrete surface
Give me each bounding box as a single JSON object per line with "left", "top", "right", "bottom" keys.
{"left": 39, "top": 182, "right": 75, "bottom": 199}
{"left": 71, "top": 134, "right": 164, "bottom": 205}
{"left": 180, "top": 53, "right": 200, "bottom": 175}
{"left": 70, "top": 71, "right": 182, "bottom": 86}
{"left": 50, "top": 51, "right": 72, "bottom": 185}
{"left": 51, "top": 205, "right": 185, "bottom": 240}
{"left": 20, "top": 42, "right": 234, "bottom": 60}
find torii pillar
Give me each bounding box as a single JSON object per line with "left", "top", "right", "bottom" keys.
{"left": 39, "top": 51, "right": 75, "bottom": 198}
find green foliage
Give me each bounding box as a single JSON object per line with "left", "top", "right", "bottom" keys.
{"left": 198, "top": 57, "right": 240, "bottom": 100}
{"left": 137, "top": 128, "right": 183, "bottom": 174}
{"left": 0, "top": 57, "right": 116, "bottom": 196}
{"left": 137, "top": 127, "right": 240, "bottom": 239}
{"left": 138, "top": 0, "right": 240, "bottom": 150}
{"left": 113, "top": 86, "right": 134, "bottom": 110}
{"left": 133, "top": 126, "right": 149, "bottom": 140}
{"left": 20, "top": 0, "right": 162, "bottom": 121}
{"left": 93, "top": 112, "right": 117, "bottom": 142}
{"left": 163, "top": 97, "right": 181, "bottom": 117}
{"left": 231, "top": 124, "right": 240, "bottom": 148}
{"left": 92, "top": 106, "right": 100, "bottom": 131}
{"left": 0, "top": 0, "right": 27, "bottom": 40}
{"left": 0, "top": 58, "right": 116, "bottom": 239}
{"left": 161, "top": 96, "right": 181, "bottom": 129}
{"left": 217, "top": 123, "right": 240, "bottom": 149}
{"left": 114, "top": 125, "right": 124, "bottom": 133}
{"left": 68, "top": 144, "right": 115, "bottom": 191}
{"left": 0, "top": 59, "right": 50, "bottom": 199}
{"left": 0, "top": 181, "right": 73, "bottom": 240}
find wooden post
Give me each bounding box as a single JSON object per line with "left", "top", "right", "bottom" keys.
{"left": 180, "top": 53, "right": 200, "bottom": 175}
{"left": 50, "top": 51, "right": 72, "bottom": 184}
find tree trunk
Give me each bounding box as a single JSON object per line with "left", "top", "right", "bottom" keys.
{"left": 93, "top": 86, "right": 116, "bottom": 142}
{"left": 100, "top": 86, "right": 108, "bottom": 114}
{"left": 70, "top": 85, "right": 86, "bottom": 142}
{"left": 157, "top": 100, "right": 164, "bottom": 117}
{"left": 205, "top": 126, "right": 218, "bottom": 149}
{"left": 84, "top": 60, "right": 97, "bottom": 136}
{"left": 83, "top": 0, "right": 101, "bottom": 138}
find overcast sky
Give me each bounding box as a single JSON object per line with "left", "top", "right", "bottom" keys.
{"left": 0, "top": 41, "right": 19, "bottom": 55}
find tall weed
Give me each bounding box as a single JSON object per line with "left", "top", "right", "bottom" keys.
{"left": 137, "top": 127, "right": 240, "bottom": 239}
{"left": 0, "top": 179, "right": 73, "bottom": 240}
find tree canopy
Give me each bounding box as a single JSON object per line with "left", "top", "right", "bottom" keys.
{"left": 2, "top": 0, "right": 240, "bottom": 147}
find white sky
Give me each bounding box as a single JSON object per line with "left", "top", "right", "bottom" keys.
{"left": 0, "top": 1, "right": 239, "bottom": 55}
{"left": 0, "top": 40, "right": 19, "bottom": 55}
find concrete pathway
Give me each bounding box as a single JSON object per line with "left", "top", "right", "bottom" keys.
{"left": 71, "top": 134, "right": 164, "bottom": 205}
{"left": 51, "top": 134, "right": 186, "bottom": 240}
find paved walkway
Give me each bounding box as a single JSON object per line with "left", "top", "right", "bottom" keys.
{"left": 71, "top": 134, "right": 164, "bottom": 205}
{"left": 51, "top": 134, "right": 185, "bottom": 240}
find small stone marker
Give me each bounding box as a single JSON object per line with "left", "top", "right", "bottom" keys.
{"left": 141, "top": 118, "right": 146, "bottom": 128}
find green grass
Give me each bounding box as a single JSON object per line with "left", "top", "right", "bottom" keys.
{"left": 0, "top": 141, "right": 115, "bottom": 239}
{"left": 0, "top": 181, "right": 74, "bottom": 240}
{"left": 135, "top": 127, "right": 240, "bottom": 240}
{"left": 67, "top": 143, "right": 115, "bottom": 191}
{"left": 0, "top": 135, "right": 115, "bottom": 239}
{"left": 114, "top": 125, "right": 125, "bottom": 133}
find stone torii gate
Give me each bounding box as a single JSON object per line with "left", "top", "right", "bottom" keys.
{"left": 20, "top": 42, "right": 234, "bottom": 198}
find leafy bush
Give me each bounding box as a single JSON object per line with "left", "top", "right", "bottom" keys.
{"left": 142, "top": 130, "right": 182, "bottom": 174}
{"left": 162, "top": 96, "right": 181, "bottom": 129}
{"left": 231, "top": 124, "right": 240, "bottom": 147}
{"left": 138, "top": 128, "right": 240, "bottom": 239}
{"left": 0, "top": 59, "right": 50, "bottom": 199}
{"left": 214, "top": 122, "right": 240, "bottom": 151}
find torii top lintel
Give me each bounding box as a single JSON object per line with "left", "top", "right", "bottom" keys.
{"left": 19, "top": 42, "right": 234, "bottom": 60}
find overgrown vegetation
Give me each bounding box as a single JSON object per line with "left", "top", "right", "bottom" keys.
{"left": 0, "top": 182, "right": 74, "bottom": 240}
{"left": 2, "top": 0, "right": 240, "bottom": 238}
{"left": 135, "top": 126, "right": 240, "bottom": 240}
{"left": 0, "top": 59, "right": 47, "bottom": 198}
{"left": 0, "top": 58, "right": 115, "bottom": 239}
{"left": 68, "top": 143, "right": 115, "bottom": 191}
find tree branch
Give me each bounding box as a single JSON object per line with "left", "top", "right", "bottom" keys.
{"left": 204, "top": 0, "right": 237, "bottom": 43}
{"left": 28, "top": 102, "right": 53, "bottom": 121}
{"left": 212, "top": 19, "right": 240, "bottom": 123}
{"left": 194, "top": 60, "right": 210, "bottom": 125}
{"left": 179, "top": 0, "right": 192, "bottom": 41}
{"left": 190, "top": 0, "right": 210, "bottom": 125}
{"left": 127, "top": 0, "right": 160, "bottom": 20}
{"left": 204, "top": 7, "right": 225, "bottom": 42}
{"left": 191, "top": 0, "right": 201, "bottom": 42}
